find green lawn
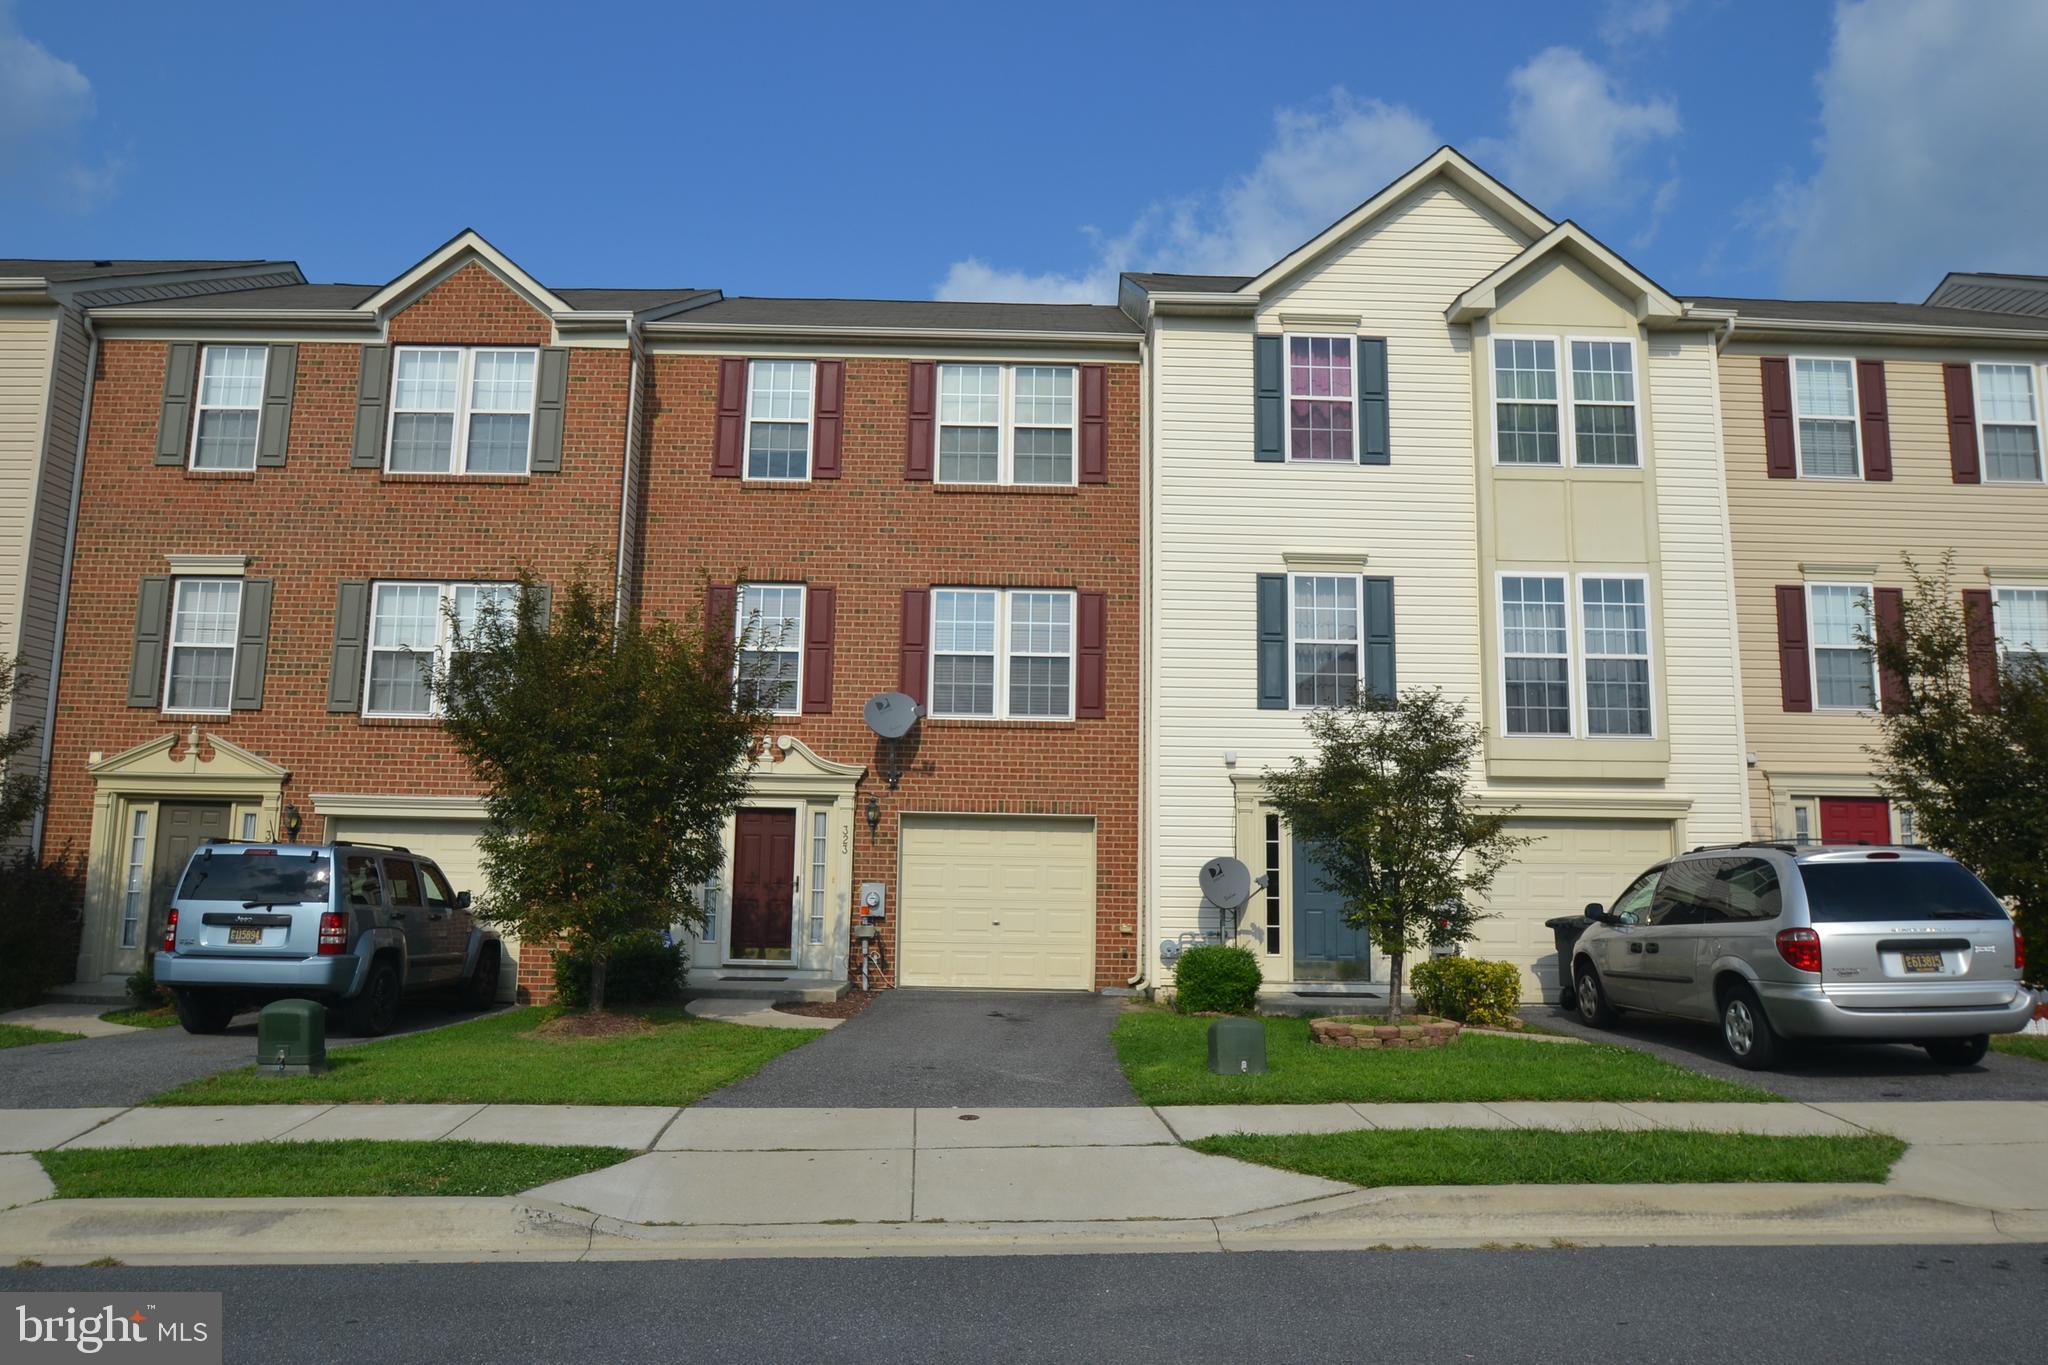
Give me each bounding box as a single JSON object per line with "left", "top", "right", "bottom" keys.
{"left": 1192, "top": 1128, "right": 1906, "bottom": 1187}
{"left": 37, "top": 1140, "right": 629, "bottom": 1199}
{"left": 1991, "top": 1033, "right": 2048, "bottom": 1063}
{"left": 1114, "top": 1011, "right": 1771, "bottom": 1104}
{"left": 0, "top": 1023, "right": 83, "bottom": 1050}
{"left": 100, "top": 1007, "right": 179, "bottom": 1029}
{"left": 149, "top": 1006, "right": 819, "bottom": 1106}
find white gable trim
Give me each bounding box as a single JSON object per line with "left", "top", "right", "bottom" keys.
{"left": 1446, "top": 221, "right": 1684, "bottom": 325}
{"left": 360, "top": 229, "right": 569, "bottom": 317}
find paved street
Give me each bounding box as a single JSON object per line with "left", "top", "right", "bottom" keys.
{"left": 5, "top": 1244, "right": 2043, "bottom": 1364}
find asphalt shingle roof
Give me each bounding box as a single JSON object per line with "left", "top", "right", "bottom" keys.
{"left": 671, "top": 296, "right": 1140, "bottom": 334}
{"left": 1120, "top": 272, "right": 1254, "bottom": 293}
{"left": 0, "top": 259, "right": 282, "bottom": 282}
{"left": 1685, "top": 295, "right": 2048, "bottom": 335}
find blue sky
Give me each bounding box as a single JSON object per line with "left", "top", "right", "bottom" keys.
{"left": 4, "top": 0, "right": 2046, "bottom": 304}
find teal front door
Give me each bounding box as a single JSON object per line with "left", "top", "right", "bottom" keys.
{"left": 1292, "top": 839, "right": 1371, "bottom": 981}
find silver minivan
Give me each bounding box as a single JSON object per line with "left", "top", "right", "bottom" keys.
{"left": 1572, "top": 843, "right": 2034, "bottom": 1069}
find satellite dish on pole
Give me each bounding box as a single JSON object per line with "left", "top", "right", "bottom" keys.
{"left": 863, "top": 692, "right": 922, "bottom": 740}
{"left": 1199, "top": 856, "right": 1253, "bottom": 911}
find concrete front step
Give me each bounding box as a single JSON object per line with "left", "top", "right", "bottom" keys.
{"left": 43, "top": 977, "right": 133, "bottom": 1007}
{"left": 682, "top": 978, "right": 848, "bottom": 1005}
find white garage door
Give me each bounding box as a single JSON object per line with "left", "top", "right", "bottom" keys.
{"left": 898, "top": 816, "right": 1095, "bottom": 990}
{"left": 327, "top": 815, "right": 515, "bottom": 1002}
{"left": 1475, "top": 819, "right": 1675, "bottom": 1002}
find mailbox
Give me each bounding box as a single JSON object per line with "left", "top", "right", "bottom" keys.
{"left": 257, "top": 998, "right": 327, "bottom": 1076}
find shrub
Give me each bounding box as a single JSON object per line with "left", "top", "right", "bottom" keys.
{"left": 1173, "top": 944, "right": 1263, "bottom": 1014}
{"left": 125, "top": 963, "right": 170, "bottom": 1009}
{"left": 551, "top": 929, "right": 686, "bottom": 1011}
{"left": 0, "top": 852, "right": 84, "bottom": 1009}
{"left": 1409, "top": 955, "right": 1522, "bottom": 1027}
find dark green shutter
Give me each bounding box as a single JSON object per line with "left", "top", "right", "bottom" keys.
{"left": 1257, "top": 573, "right": 1288, "bottom": 709}
{"left": 327, "top": 580, "right": 371, "bottom": 712}
{"left": 351, "top": 346, "right": 390, "bottom": 469}
{"left": 230, "top": 579, "right": 274, "bottom": 710}
{"left": 156, "top": 343, "right": 199, "bottom": 465}
{"left": 1363, "top": 576, "right": 1396, "bottom": 701}
{"left": 1357, "top": 338, "right": 1389, "bottom": 465}
{"left": 531, "top": 348, "right": 567, "bottom": 473}
{"left": 529, "top": 582, "right": 553, "bottom": 630}
{"left": 127, "top": 576, "right": 172, "bottom": 707}
{"left": 255, "top": 344, "right": 297, "bottom": 467}
{"left": 1254, "top": 336, "right": 1284, "bottom": 462}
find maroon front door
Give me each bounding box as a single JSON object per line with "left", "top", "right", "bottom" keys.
{"left": 730, "top": 809, "right": 796, "bottom": 960}
{"left": 1819, "top": 797, "right": 1891, "bottom": 847}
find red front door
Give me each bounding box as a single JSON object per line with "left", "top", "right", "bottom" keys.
{"left": 1819, "top": 797, "right": 1891, "bottom": 847}
{"left": 730, "top": 809, "right": 796, "bottom": 960}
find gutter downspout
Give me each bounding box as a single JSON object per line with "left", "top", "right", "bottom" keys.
{"left": 613, "top": 323, "right": 644, "bottom": 626}
{"left": 32, "top": 311, "right": 95, "bottom": 854}
{"left": 1129, "top": 319, "right": 1153, "bottom": 991}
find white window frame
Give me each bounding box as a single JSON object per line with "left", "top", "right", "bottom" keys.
{"left": 1496, "top": 570, "right": 1574, "bottom": 737}
{"left": 1489, "top": 334, "right": 1564, "bottom": 467}
{"left": 1577, "top": 572, "right": 1656, "bottom": 739}
{"left": 188, "top": 344, "right": 269, "bottom": 471}
{"left": 385, "top": 346, "right": 538, "bottom": 476}
{"left": 926, "top": 586, "right": 1077, "bottom": 722}
{"left": 119, "top": 807, "right": 151, "bottom": 949}
{"left": 1285, "top": 571, "right": 1365, "bottom": 710}
{"left": 1563, "top": 335, "right": 1642, "bottom": 469}
{"left": 1992, "top": 583, "right": 2048, "bottom": 669}
{"left": 1789, "top": 356, "right": 1862, "bottom": 480}
{"left": 1280, "top": 332, "right": 1360, "bottom": 463}
{"left": 1805, "top": 581, "right": 1878, "bottom": 713}
{"left": 734, "top": 582, "right": 806, "bottom": 716}
{"left": 1973, "top": 362, "right": 2046, "bottom": 484}
{"left": 743, "top": 360, "right": 815, "bottom": 482}
{"left": 361, "top": 580, "right": 520, "bottom": 719}
{"left": 807, "top": 810, "right": 828, "bottom": 946}
{"left": 162, "top": 577, "right": 243, "bottom": 716}
{"left": 934, "top": 364, "right": 1078, "bottom": 487}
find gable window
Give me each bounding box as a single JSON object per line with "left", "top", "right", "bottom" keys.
{"left": 387, "top": 347, "right": 537, "bottom": 475}
{"left": 1289, "top": 573, "right": 1360, "bottom": 707}
{"left": 735, "top": 582, "right": 804, "bottom": 714}
{"left": 1994, "top": 585, "right": 2048, "bottom": 674}
{"left": 1974, "top": 363, "right": 2044, "bottom": 483}
{"left": 1493, "top": 338, "right": 1560, "bottom": 464}
{"left": 1806, "top": 583, "right": 1875, "bottom": 710}
{"left": 928, "top": 587, "right": 1074, "bottom": 720}
{"left": 190, "top": 346, "right": 267, "bottom": 470}
{"left": 1568, "top": 340, "right": 1638, "bottom": 467}
{"left": 163, "top": 578, "right": 243, "bottom": 713}
{"left": 936, "top": 364, "right": 1076, "bottom": 486}
{"left": 1286, "top": 335, "right": 1355, "bottom": 461}
{"left": 363, "top": 581, "right": 518, "bottom": 717}
{"left": 1580, "top": 575, "right": 1652, "bottom": 736}
{"left": 1792, "top": 358, "right": 1859, "bottom": 478}
{"left": 746, "top": 361, "right": 813, "bottom": 480}
{"left": 1500, "top": 574, "right": 1570, "bottom": 735}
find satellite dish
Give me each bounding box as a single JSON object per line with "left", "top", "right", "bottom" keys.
{"left": 863, "top": 692, "right": 922, "bottom": 740}
{"left": 1199, "top": 856, "right": 1254, "bottom": 911}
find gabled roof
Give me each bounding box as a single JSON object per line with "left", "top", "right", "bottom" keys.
{"left": 359, "top": 228, "right": 570, "bottom": 315}
{"left": 1447, "top": 221, "right": 1683, "bottom": 324}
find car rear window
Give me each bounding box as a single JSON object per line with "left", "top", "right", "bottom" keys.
{"left": 175, "top": 852, "right": 332, "bottom": 905}
{"left": 1798, "top": 860, "right": 2009, "bottom": 923}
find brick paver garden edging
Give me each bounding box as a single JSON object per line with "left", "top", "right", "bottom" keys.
{"left": 1309, "top": 1015, "right": 1462, "bottom": 1050}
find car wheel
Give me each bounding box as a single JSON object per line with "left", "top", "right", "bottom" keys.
{"left": 1719, "top": 982, "right": 1781, "bottom": 1070}
{"left": 1574, "top": 961, "right": 1617, "bottom": 1028}
{"left": 1922, "top": 1034, "right": 1990, "bottom": 1068}
{"left": 341, "top": 960, "right": 401, "bottom": 1037}
{"left": 461, "top": 946, "right": 501, "bottom": 1011}
{"left": 172, "top": 989, "right": 236, "bottom": 1035}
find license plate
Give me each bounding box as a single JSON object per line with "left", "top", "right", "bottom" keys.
{"left": 228, "top": 926, "right": 262, "bottom": 945}
{"left": 1901, "top": 951, "right": 1943, "bottom": 973}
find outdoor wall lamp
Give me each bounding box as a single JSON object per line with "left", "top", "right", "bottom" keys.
{"left": 865, "top": 795, "right": 881, "bottom": 841}
{"left": 282, "top": 804, "right": 303, "bottom": 844}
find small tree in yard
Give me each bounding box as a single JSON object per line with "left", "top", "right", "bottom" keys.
{"left": 437, "top": 577, "right": 771, "bottom": 1013}
{"left": 1263, "top": 688, "right": 1527, "bottom": 1024}
{"left": 0, "top": 653, "right": 45, "bottom": 845}
{"left": 1870, "top": 553, "right": 2047, "bottom": 987}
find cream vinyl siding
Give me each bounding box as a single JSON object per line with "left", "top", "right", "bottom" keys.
{"left": 0, "top": 313, "right": 58, "bottom": 790}
{"left": 898, "top": 816, "right": 1094, "bottom": 989}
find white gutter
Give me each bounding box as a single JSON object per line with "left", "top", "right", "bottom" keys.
{"left": 614, "top": 324, "right": 644, "bottom": 626}
{"left": 33, "top": 312, "right": 95, "bottom": 853}
{"left": 87, "top": 307, "right": 379, "bottom": 329}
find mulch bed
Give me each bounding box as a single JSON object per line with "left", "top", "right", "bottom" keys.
{"left": 775, "top": 990, "right": 882, "bottom": 1021}
{"left": 530, "top": 1011, "right": 657, "bottom": 1040}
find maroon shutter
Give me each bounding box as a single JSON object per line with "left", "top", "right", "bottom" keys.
{"left": 1874, "top": 587, "right": 1908, "bottom": 712}
{"left": 1775, "top": 585, "right": 1813, "bottom": 712}
{"left": 800, "top": 586, "right": 835, "bottom": 713}
{"left": 1857, "top": 359, "right": 1892, "bottom": 481}
{"left": 1943, "top": 362, "right": 1980, "bottom": 484}
{"left": 899, "top": 588, "right": 930, "bottom": 705}
{"left": 706, "top": 583, "right": 736, "bottom": 640}
{"left": 1075, "top": 591, "right": 1106, "bottom": 718}
{"left": 1761, "top": 357, "right": 1796, "bottom": 479}
{"left": 904, "top": 361, "right": 935, "bottom": 481}
{"left": 812, "top": 360, "right": 843, "bottom": 479}
{"left": 1078, "top": 364, "right": 1108, "bottom": 484}
{"left": 1962, "top": 588, "right": 1999, "bottom": 712}
{"left": 713, "top": 359, "right": 746, "bottom": 478}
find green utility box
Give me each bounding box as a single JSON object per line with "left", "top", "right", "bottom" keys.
{"left": 257, "top": 999, "right": 328, "bottom": 1077}
{"left": 1207, "top": 1017, "right": 1268, "bottom": 1075}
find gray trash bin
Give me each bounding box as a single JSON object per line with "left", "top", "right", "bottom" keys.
{"left": 1545, "top": 915, "right": 1595, "bottom": 1010}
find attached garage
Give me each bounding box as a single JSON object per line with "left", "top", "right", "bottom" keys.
{"left": 897, "top": 815, "right": 1095, "bottom": 990}
{"left": 321, "top": 805, "right": 515, "bottom": 1002}
{"left": 1475, "top": 818, "right": 1676, "bottom": 1002}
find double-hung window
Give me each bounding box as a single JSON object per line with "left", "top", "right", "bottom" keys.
{"left": 746, "top": 361, "right": 813, "bottom": 480}
{"left": 1580, "top": 576, "right": 1653, "bottom": 736}
{"left": 936, "top": 364, "right": 1075, "bottom": 485}
{"left": 163, "top": 578, "right": 242, "bottom": 714}
{"left": 1500, "top": 574, "right": 1571, "bottom": 735}
{"left": 1994, "top": 585, "right": 2048, "bottom": 675}
{"left": 388, "top": 347, "right": 537, "bottom": 475}
{"left": 928, "top": 587, "right": 1073, "bottom": 720}
{"left": 1806, "top": 583, "right": 1876, "bottom": 710}
{"left": 1286, "top": 335, "right": 1356, "bottom": 461}
{"left": 1568, "top": 340, "right": 1638, "bottom": 466}
{"left": 1974, "top": 363, "right": 2044, "bottom": 482}
{"left": 735, "top": 582, "right": 805, "bottom": 714}
{"left": 1289, "top": 573, "right": 1361, "bottom": 707}
{"left": 1493, "top": 338, "right": 1561, "bottom": 464}
{"left": 363, "top": 581, "right": 519, "bottom": 717}
{"left": 1791, "top": 358, "right": 1860, "bottom": 478}
{"left": 190, "top": 346, "right": 267, "bottom": 470}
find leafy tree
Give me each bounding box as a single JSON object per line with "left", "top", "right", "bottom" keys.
{"left": 1870, "top": 553, "right": 2046, "bottom": 985}
{"left": 0, "top": 653, "right": 46, "bottom": 846}
{"left": 1263, "top": 688, "right": 1526, "bottom": 1023}
{"left": 436, "top": 577, "right": 771, "bottom": 1012}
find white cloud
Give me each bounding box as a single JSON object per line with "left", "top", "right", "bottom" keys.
{"left": 1773, "top": 0, "right": 2048, "bottom": 299}
{"left": 1472, "top": 47, "right": 1680, "bottom": 212}
{"left": 0, "top": 0, "right": 120, "bottom": 211}
{"left": 1599, "top": 0, "right": 1686, "bottom": 50}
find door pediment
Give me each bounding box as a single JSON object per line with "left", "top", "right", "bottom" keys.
{"left": 89, "top": 731, "right": 289, "bottom": 789}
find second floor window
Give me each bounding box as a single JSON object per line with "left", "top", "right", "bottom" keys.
{"left": 364, "top": 581, "right": 518, "bottom": 717}
{"left": 1580, "top": 576, "right": 1652, "bottom": 736}
{"left": 1995, "top": 586, "right": 2048, "bottom": 673}
{"left": 1501, "top": 574, "right": 1570, "bottom": 734}
{"left": 735, "top": 582, "right": 805, "bottom": 714}
{"left": 1792, "top": 358, "right": 1859, "bottom": 478}
{"left": 937, "top": 364, "right": 1075, "bottom": 485}
{"left": 747, "top": 361, "right": 813, "bottom": 480}
{"left": 191, "top": 346, "right": 267, "bottom": 470}
{"left": 1494, "top": 338, "right": 1560, "bottom": 464}
{"left": 1290, "top": 573, "right": 1361, "bottom": 707}
{"left": 1974, "top": 363, "right": 2043, "bottom": 483}
{"left": 929, "top": 587, "right": 1073, "bottom": 720}
{"left": 164, "top": 578, "right": 242, "bottom": 713}
{"left": 1807, "top": 582, "right": 1875, "bottom": 710}
{"left": 388, "top": 347, "right": 537, "bottom": 475}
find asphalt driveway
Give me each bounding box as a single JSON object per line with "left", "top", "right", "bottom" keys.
{"left": 699, "top": 989, "right": 1137, "bottom": 1108}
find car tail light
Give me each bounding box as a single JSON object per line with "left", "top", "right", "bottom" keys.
{"left": 160, "top": 909, "right": 178, "bottom": 954}
{"left": 1776, "top": 927, "right": 1822, "bottom": 973}
{"left": 2018, "top": 924, "right": 2028, "bottom": 973}
{"left": 318, "top": 911, "right": 349, "bottom": 956}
